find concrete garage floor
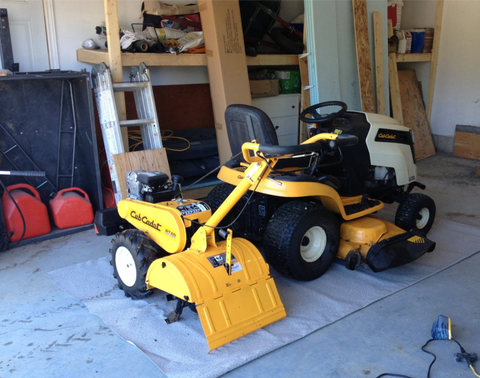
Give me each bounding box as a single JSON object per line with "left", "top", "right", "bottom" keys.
{"left": 1, "top": 153, "right": 479, "bottom": 378}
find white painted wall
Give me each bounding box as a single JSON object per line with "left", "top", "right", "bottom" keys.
{"left": 429, "top": 0, "right": 480, "bottom": 136}
{"left": 397, "top": 0, "right": 480, "bottom": 138}
{"left": 51, "top": 0, "right": 303, "bottom": 86}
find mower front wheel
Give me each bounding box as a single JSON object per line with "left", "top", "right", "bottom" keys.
{"left": 264, "top": 201, "right": 339, "bottom": 281}
{"left": 395, "top": 193, "right": 436, "bottom": 235}
{"left": 110, "top": 229, "right": 167, "bottom": 299}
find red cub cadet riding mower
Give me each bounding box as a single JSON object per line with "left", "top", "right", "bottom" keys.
{"left": 206, "top": 101, "right": 436, "bottom": 281}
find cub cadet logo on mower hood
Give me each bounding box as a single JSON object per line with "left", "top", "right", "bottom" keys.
{"left": 375, "top": 128, "right": 413, "bottom": 145}
{"left": 130, "top": 211, "right": 162, "bottom": 231}
{"left": 377, "top": 133, "right": 397, "bottom": 140}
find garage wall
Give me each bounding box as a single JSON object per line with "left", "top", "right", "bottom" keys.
{"left": 49, "top": 0, "right": 479, "bottom": 150}
{"left": 398, "top": 0, "right": 480, "bottom": 152}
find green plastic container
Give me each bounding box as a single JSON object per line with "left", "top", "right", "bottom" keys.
{"left": 274, "top": 70, "right": 301, "bottom": 94}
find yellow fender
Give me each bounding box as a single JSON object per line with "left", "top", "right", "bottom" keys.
{"left": 217, "top": 165, "right": 384, "bottom": 220}
{"left": 117, "top": 198, "right": 188, "bottom": 253}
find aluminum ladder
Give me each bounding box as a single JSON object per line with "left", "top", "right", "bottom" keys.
{"left": 91, "top": 62, "right": 162, "bottom": 204}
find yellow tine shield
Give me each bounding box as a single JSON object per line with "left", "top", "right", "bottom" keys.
{"left": 146, "top": 237, "right": 286, "bottom": 351}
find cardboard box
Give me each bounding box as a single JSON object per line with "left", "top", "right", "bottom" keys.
{"left": 199, "top": 0, "right": 252, "bottom": 163}
{"left": 249, "top": 79, "right": 280, "bottom": 98}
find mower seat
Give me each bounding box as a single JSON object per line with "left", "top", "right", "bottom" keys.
{"left": 226, "top": 104, "right": 279, "bottom": 158}
{"left": 225, "top": 104, "right": 316, "bottom": 172}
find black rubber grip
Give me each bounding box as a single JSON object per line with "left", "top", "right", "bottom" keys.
{"left": 328, "top": 134, "right": 358, "bottom": 149}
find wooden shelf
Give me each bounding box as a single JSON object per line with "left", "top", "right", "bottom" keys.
{"left": 389, "top": 0, "right": 444, "bottom": 124}
{"left": 395, "top": 53, "right": 432, "bottom": 63}
{"left": 77, "top": 49, "right": 299, "bottom": 67}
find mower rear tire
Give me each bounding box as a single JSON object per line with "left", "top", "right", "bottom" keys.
{"left": 110, "top": 229, "right": 167, "bottom": 299}
{"left": 264, "top": 200, "right": 339, "bottom": 281}
{"left": 205, "top": 183, "right": 235, "bottom": 214}
{"left": 395, "top": 193, "right": 436, "bottom": 235}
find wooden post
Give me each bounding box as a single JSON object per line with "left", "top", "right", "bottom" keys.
{"left": 298, "top": 16, "right": 312, "bottom": 143}
{"left": 373, "top": 12, "right": 385, "bottom": 115}
{"left": 352, "top": 0, "right": 375, "bottom": 113}
{"left": 299, "top": 53, "right": 311, "bottom": 143}
{"left": 426, "top": 0, "right": 444, "bottom": 122}
{"left": 104, "top": 0, "right": 128, "bottom": 150}
{"left": 388, "top": 53, "right": 403, "bottom": 124}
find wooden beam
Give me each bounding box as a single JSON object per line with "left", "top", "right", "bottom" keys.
{"left": 246, "top": 54, "right": 299, "bottom": 66}
{"left": 373, "top": 12, "right": 385, "bottom": 115}
{"left": 104, "top": 0, "right": 128, "bottom": 149}
{"left": 388, "top": 53, "right": 403, "bottom": 123}
{"left": 352, "top": 0, "right": 375, "bottom": 113}
{"left": 77, "top": 49, "right": 300, "bottom": 67}
{"left": 426, "top": 0, "right": 444, "bottom": 122}
{"left": 387, "top": 18, "right": 394, "bottom": 39}
{"left": 395, "top": 53, "right": 432, "bottom": 63}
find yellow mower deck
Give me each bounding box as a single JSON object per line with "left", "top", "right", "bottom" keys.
{"left": 337, "top": 215, "right": 404, "bottom": 260}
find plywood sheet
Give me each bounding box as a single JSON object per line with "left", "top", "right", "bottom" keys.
{"left": 113, "top": 149, "right": 171, "bottom": 199}
{"left": 454, "top": 125, "right": 480, "bottom": 160}
{"left": 398, "top": 70, "right": 436, "bottom": 160}
{"left": 352, "top": 0, "right": 375, "bottom": 113}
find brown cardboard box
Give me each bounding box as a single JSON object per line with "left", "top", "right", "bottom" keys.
{"left": 199, "top": 0, "right": 252, "bottom": 163}
{"left": 250, "top": 79, "right": 280, "bottom": 98}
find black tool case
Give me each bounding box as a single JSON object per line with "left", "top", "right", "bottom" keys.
{"left": 0, "top": 70, "right": 103, "bottom": 247}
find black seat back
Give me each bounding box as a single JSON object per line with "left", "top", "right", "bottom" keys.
{"left": 225, "top": 104, "right": 279, "bottom": 158}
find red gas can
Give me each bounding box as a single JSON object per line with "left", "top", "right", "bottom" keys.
{"left": 2, "top": 184, "right": 51, "bottom": 242}
{"left": 50, "top": 188, "right": 94, "bottom": 229}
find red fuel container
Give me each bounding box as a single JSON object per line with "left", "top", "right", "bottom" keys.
{"left": 2, "top": 184, "right": 51, "bottom": 242}
{"left": 50, "top": 188, "right": 94, "bottom": 229}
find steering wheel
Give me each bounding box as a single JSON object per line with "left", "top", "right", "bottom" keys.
{"left": 300, "top": 101, "right": 347, "bottom": 124}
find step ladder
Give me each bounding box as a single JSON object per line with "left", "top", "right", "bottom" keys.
{"left": 91, "top": 62, "right": 162, "bottom": 204}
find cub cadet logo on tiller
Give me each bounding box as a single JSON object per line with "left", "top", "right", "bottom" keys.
{"left": 130, "top": 211, "right": 162, "bottom": 231}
